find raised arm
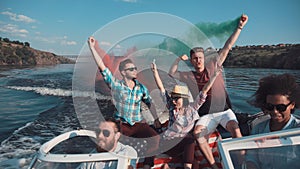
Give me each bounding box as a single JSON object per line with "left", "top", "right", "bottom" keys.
{"left": 168, "top": 54, "right": 189, "bottom": 79}
{"left": 150, "top": 59, "right": 164, "bottom": 128}
{"left": 217, "top": 14, "right": 248, "bottom": 66}
{"left": 151, "top": 59, "right": 165, "bottom": 93}
{"left": 88, "top": 36, "right": 107, "bottom": 71}
{"left": 202, "top": 64, "right": 222, "bottom": 95}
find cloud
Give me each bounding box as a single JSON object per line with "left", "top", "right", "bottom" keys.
{"left": 98, "top": 41, "right": 126, "bottom": 56}
{"left": 100, "top": 41, "right": 112, "bottom": 47}
{"left": 60, "top": 36, "right": 77, "bottom": 45}
{"left": 1, "top": 11, "right": 36, "bottom": 23}
{"left": 0, "top": 23, "right": 29, "bottom": 37}
{"left": 35, "top": 36, "right": 56, "bottom": 43}
{"left": 115, "top": 44, "right": 122, "bottom": 48}
{"left": 99, "top": 41, "right": 124, "bottom": 50}
{"left": 121, "top": 0, "right": 138, "bottom": 3}
{"left": 42, "top": 36, "right": 77, "bottom": 46}
{"left": 34, "top": 35, "right": 77, "bottom": 46}
{"left": 61, "top": 40, "right": 77, "bottom": 45}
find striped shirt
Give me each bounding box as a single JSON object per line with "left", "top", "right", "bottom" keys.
{"left": 101, "top": 68, "right": 151, "bottom": 125}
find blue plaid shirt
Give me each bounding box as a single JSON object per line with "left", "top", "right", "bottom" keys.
{"left": 101, "top": 68, "right": 152, "bottom": 125}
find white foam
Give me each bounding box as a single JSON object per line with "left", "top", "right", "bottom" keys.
{"left": 0, "top": 135, "right": 40, "bottom": 165}
{"left": 7, "top": 86, "right": 72, "bottom": 96}
{"left": 6, "top": 86, "right": 110, "bottom": 99}
{"left": 0, "top": 158, "right": 27, "bottom": 169}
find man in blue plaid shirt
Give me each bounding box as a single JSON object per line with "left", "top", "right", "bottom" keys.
{"left": 88, "top": 36, "right": 161, "bottom": 169}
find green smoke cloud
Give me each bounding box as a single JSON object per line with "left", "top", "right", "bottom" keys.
{"left": 155, "top": 16, "right": 240, "bottom": 56}
{"left": 194, "top": 17, "right": 240, "bottom": 42}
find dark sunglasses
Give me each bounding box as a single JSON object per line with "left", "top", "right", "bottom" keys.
{"left": 264, "top": 102, "right": 292, "bottom": 112}
{"left": 124, "top": 67, "right": 137, "bottom": 71}
{"left": 171, "top": 96, "right": 181, "bottom": 101}
{"left": 95, "top": 129, "right": 111, "bottom": 137}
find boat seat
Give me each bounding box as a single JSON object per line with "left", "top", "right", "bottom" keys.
{"left": 135, "top": 131, "right": 222, "bottom": 169}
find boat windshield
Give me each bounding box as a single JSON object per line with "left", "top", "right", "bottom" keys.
{"left": 218, "top": 128, "right": 300, "bottom": 169}
{"left": 28, "top": 130, "right": 136, "bottom": 169}
{"left": 30, "top": 156, "right": 123, "bottom": 169}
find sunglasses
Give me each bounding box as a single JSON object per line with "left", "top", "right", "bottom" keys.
{"left": 124, "top": 67, "right": 137, "bottom": 71}
{"left": 171, "top": 96, "right": 181, "bottom": 101}
{"left": 95, "top": 129, "right": 111, "bottom": 137}
{"left": 264, "top": 102, "right": 292, "bottom": 112}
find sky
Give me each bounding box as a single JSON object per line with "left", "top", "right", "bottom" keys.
{"left": 0, "top": 0, "right": 299, "bottom": 55}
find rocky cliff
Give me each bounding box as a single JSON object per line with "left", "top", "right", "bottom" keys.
{"left": 0, "top": 41, "right": 75, "bottom": 65}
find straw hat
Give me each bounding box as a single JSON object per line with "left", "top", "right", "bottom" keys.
{"left": 171, "top": 85, "right": 190, "bottom": 98}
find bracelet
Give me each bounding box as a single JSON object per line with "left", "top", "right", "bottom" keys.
{"left": 238, "top": 26, "right": 243, "bottom": 30}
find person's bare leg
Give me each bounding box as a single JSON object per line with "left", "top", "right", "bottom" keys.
{"left": 194, "top": 125, "right": 217, "bottom": 168}
{"left": 226, "top": 120, "right": 242, "bottom": 138}
{"left": 226, "top": 120, "right": 245, "bottom": 164}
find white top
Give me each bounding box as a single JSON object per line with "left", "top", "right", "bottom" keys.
{"left": 78, "top": 142, "right": 137, "bottom": 169}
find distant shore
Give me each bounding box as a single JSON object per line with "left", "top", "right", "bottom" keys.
{"left": 224, "top": 44, "right": 300, "bottom": 69}
{"left": 1, "top": 38, "right": 299, "bottom": 69}
{"left": 0, "top": 40, "right": 74, "bottom": 66}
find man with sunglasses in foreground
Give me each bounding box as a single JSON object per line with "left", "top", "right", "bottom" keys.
{"left": 244, "top": 73, "right": 300, "bottom": 169}
{"left": 88, "top": 37, "right": 161, "bottom": 169}
{"left": 79, "top": 118, "right": 137, "bottom": 169}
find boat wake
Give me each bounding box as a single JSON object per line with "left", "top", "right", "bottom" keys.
{"left": 6, "top": 86, "right": 110, "bottom": 100}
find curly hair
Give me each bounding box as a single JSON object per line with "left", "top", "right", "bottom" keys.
{"left": 249, "top": 73, "right": 300, "bottom": 110}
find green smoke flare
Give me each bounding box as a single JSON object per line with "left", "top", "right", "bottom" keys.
{"left": 195, "top": 17, "right": 240, "bottom": 41}
{"left": 156, "top": 16, "right": 240, "bottom": 56}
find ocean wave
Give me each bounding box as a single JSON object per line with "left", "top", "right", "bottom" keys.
{"left": 6, "top": 86, "right": 110, "bottom": 99}
{"left": 6, "top": 86, "right": 72, "bottom": 97}
{"left": 0, "top": 97, "right": 81, "bottom": 168}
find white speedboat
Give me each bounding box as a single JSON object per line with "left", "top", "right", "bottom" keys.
{"left": 218, "top": 114, "right": 300, "bottom": 169}
{"left": 218, "top": 127, "right": 300, "bottom": 169}
{"left": 27, "top": 128, "right": 222, "bottom": 169}
{"left": 28, "top": 112, "right": 300, "bottom": 169}
{"left": 27, "top": 129, "right": 136, "bottom": 169}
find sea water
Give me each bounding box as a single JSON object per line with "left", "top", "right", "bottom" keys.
{"left": 0, "top": 64, "right": 299, "bottom": 168}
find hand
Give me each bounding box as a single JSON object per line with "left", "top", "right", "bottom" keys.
{"left": 88, "top": 36, "right": 96, "bottom": 48}
{"left": 154, "top": 119, "right": 162, "bottom": 128}
{"left": 180, "top": 54, "right": 189, "bottom": 61}
{"left": 239, "top": 14, "right": 248, "bottom": 29}
{"left": 151, "top": 59, "right": 157, "bottom": 72}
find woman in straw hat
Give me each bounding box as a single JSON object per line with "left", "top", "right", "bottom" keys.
{"left": 151, "top": 61, "right": 221, "bottom": 169}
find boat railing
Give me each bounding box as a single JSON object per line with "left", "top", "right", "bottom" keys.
{"left": 28, "top": 129, "right": 134, "bottom": 169}
{"left": 217, "top": 127, "right": 300, "bottom": 169}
